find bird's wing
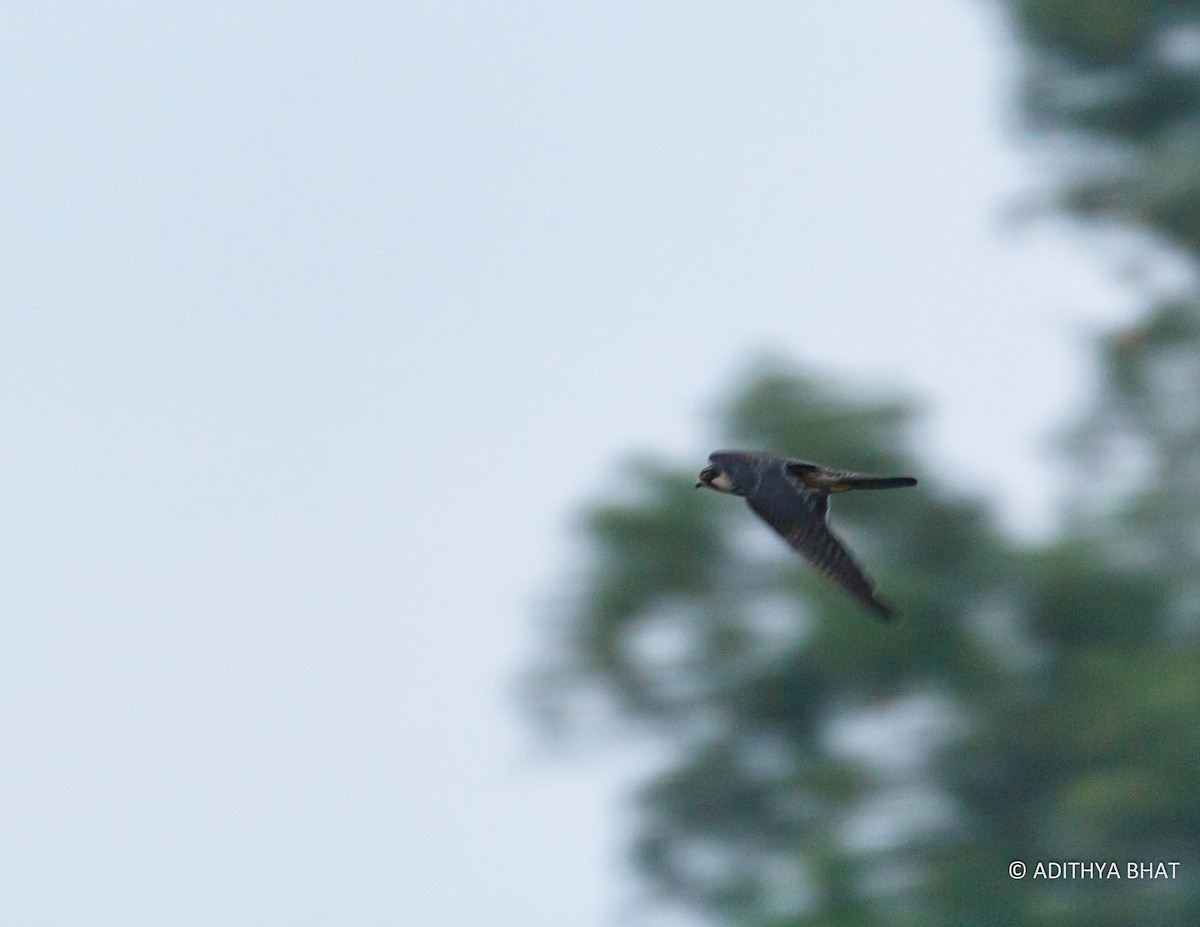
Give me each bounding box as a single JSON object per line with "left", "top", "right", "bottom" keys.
{"left": 783, "top": 461, "right": 854, "bottom": 495}
{"left": 745, "top": 478, "right": 895, "bottom": 622}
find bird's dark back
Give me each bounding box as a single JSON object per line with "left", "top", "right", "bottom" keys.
{"left": 750, "top": 461, "right": 823, "bottom": 524}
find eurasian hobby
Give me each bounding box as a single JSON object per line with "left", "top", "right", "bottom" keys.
{"left": 695, "top": 450, "right": 916, "bottom": 622}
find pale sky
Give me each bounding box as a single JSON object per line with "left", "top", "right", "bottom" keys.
{"left": 1, "top": 3, "right": 1135, "bottom": 925}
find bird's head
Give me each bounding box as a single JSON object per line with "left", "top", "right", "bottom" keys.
{"left": 695, "top": 460, "right": 738, "bottom": 494}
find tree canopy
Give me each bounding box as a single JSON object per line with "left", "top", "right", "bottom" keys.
{"left": 530, "top": 3, "right": 1200, "bottom": 923}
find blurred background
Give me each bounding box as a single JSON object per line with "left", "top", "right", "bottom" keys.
{"left": 2, "top": 1, "right": 1198, "bottom": 925}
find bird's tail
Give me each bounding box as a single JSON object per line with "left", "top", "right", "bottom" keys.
{"left": 787, "top": 463, "right": 918, "bottom": 494}
{"left": 837, "top": 476, "right": 918, "bottom": 491}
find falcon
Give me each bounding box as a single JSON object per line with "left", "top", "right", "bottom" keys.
{"left": 695, "top": 450, "right": 916, "bottom": 622}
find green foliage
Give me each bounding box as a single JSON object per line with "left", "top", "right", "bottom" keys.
{"left": 531, "top": 358, "right": 1200, "bottom": 923}
{"left": 1016, "top": 0, "right": 1154, "bottom": 68}
{"left": 530, "top": 4, "right": 1200, "bottom": 923}
{"left": 1007, "top": 0, "right": 1200, "bottom": 251}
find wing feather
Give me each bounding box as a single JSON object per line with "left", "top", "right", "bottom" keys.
{"left": 745, "top": 474, "right": 896, "bottom": 622}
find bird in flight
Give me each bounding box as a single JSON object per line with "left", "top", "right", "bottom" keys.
{"left": 695, "top": 450, "right": 916, "bottom": 622}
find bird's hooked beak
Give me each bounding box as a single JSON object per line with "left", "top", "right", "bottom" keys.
{"left": 695, "top": 465, "right": 715, "bottom": 489}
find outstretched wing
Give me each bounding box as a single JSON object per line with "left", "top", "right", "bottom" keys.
{"left": 745, "top": 476, "right": 896, "bottom": 622}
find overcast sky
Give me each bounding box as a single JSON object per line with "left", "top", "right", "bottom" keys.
{"left": 1, "top": 3, "right": 1137, "bottom": 926}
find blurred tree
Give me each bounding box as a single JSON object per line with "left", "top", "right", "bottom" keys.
{"left": 1009, "top": 0, "right": 1200, "bottom": 254}
{"left": 531, "top": 367, "right": 1028, "bottom": 924}
{"left": 993, "top": 4, "right": 1200, "bottom": 925}
{"left": 530, "top": 2, "right": 1200, "bottom": 924}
